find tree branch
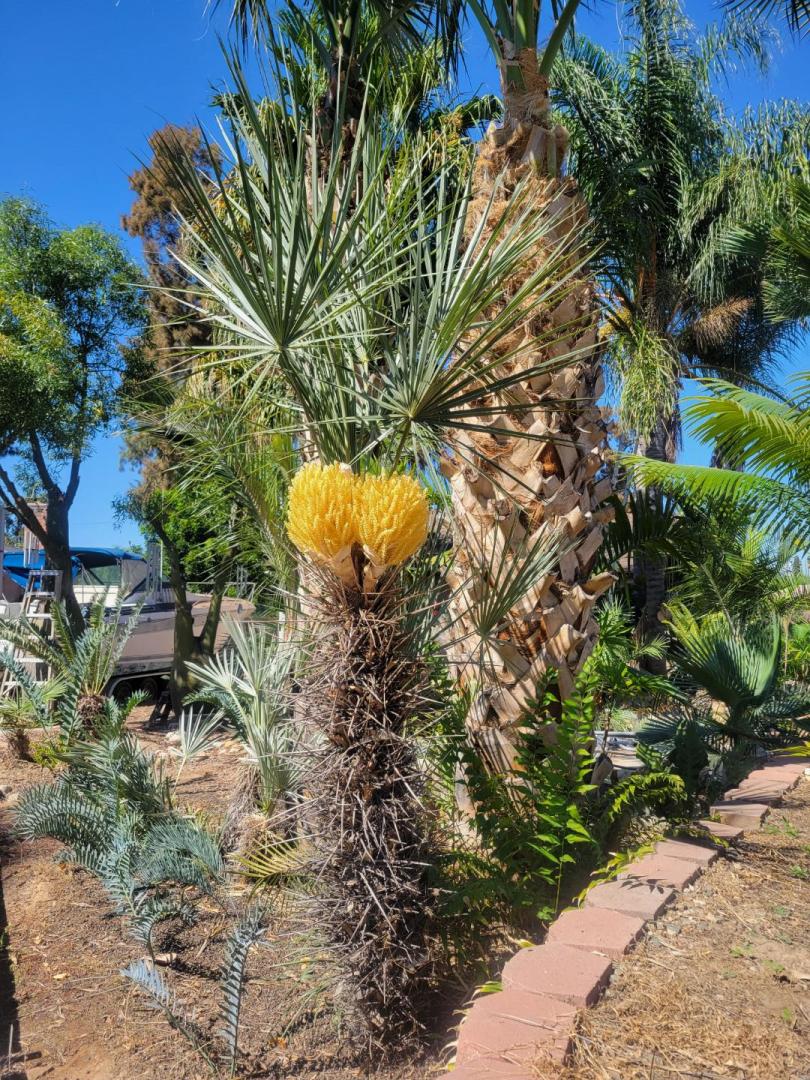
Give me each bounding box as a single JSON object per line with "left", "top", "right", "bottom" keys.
{"left": 28, "top": 432, "right": 60, "bottom": 495}
{"left": 65, "top": 453, "right": 82, "bottom": 507}
{"left": 0, "top": 463, "right": 48, "bottom": 543}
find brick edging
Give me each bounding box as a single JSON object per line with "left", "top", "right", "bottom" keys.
{"left": 450, "top": 754, "right": 810, "bottom": 1077}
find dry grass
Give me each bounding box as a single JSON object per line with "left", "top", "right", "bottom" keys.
{"left": 533, "top": 778, "right": 810, "bottom": 1080}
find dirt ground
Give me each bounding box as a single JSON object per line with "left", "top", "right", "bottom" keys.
{"left": 0, "top": 710, "right": 443, "bottom": 1080}
{"left": 5, "top": 715, "right": 810, "bottom": 1080}
{"left": 535, "top": 775, "right": 810, "bottom": 1080}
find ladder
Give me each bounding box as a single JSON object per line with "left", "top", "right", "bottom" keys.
{"left": 0, "top": 569, "right": 62, "bottom": 696}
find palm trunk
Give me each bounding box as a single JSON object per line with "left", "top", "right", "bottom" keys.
{"left": 444, "top": 64, "right": 612, "bottom": 768}
{"left": 633, "top": 412, "right": 678, "bottom": 672}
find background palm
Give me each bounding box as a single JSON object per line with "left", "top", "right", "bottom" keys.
{"left": 553, "top": 0, "right": 806, "bottom": 461}
{"left": 627, "top": 372, "right": 810, "bottom": 548}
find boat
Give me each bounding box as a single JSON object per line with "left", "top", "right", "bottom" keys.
{"left": 1, "top": 545, "right": 255, "bottom": 700}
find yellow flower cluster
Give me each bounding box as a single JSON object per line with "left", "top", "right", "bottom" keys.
{"left": 286, "top": 463, "right": 358, "bottom": 561}
{"left": 286, "top": 463, "right": 429, "bottom": 576}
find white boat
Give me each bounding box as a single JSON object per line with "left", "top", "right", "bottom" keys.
{"left": 1, "top": 546, "right": 255, "bottom": 699}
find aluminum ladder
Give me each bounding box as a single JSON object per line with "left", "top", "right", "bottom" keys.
{"left": 0, "top": 569, "right": 62, "bottom": 696}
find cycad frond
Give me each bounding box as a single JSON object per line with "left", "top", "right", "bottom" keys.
{"left": 218, "top": 907, "right": 265, "bottom": 1075}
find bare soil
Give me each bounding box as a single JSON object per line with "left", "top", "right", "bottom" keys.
{"left": 535, "top": 776, "right": 810, "bottom": 1080}
{"left": 0, "top": 710, "right": 450, "bottom": 1080}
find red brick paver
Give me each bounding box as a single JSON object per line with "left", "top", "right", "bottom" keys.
{"left": 709, "top": 801, "right": 770, "bottom": 828}
{"left": 698, "top": 818, "right": 744, "bottom": 842}
{"left": 655, "top": 838, "right": 718, "bottom": 865}
{"left": 501, "top": 942, "right": 613, "bottom": 1006}
{"left": 451, "top": 758, "right": 802, "bottom": 1078}
{"left": 546, "top": 906, "right": 646, "bottom": 959}
{"left": 617, "top": 853, "right": 703, "bottom": 890}
{"left": 456, "top": 989, "right": 575, "bottom": 1067}
{"left": 584, "top": 878, "right": 676, "bottom": 920}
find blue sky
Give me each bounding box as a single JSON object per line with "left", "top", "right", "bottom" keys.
{"left": 1, "top": 0, "right": 806, "bottom": 548}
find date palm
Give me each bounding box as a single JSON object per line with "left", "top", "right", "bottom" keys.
{"left": 441, "top": 0, "right": 613, "bottom": 764}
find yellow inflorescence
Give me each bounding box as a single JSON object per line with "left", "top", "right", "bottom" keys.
{"left": 356, "top": 473, "right": 429, "bottom": 568}
{"left": 286, "top": 464, "right": 428, "bottom": 572}
{"left": 286, "top": 462, "right": 359, "bottom": 562}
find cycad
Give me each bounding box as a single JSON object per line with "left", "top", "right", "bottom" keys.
{"left": 185, "top": 617, "right": 304, "bottom": 834}
{"left": 0, "top": 596, "right": 140, "bottom": 735}
{"left": 639, "top": 611, "right": 810, "bottom": 778}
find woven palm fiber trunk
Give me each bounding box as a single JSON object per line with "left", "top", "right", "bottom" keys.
{"left": 443, "top": 65, "right": 613, "bottom": 771}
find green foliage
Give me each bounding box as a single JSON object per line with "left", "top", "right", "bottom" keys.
{"left": 121, "top": 960, "right": 216, "bottom": 1069}
{"left": 554, "top": 1, "right": 806, "bottom": 448}
{"left": 624, "top": 373, "right": 810, "bottom": 549}
{"left": 14, "top": 709, "right": 223, "bottom": 956}
{"left": 0, "top": 195, "right": 145, "bottom": 457}
{"left": 186, "top": 619, "right": 303, "bottom": 817}
{"left": 456, "top": 676, "right": 598, "bottom": 921}
{"left": 0, "top": 596, "right": 141, "bottom": 739}
{"left": 593, "top": 767, "right": 689, "bottom": 839}
{"left": 786, "top": 622, "right": 810, "bottom": 682}
{"left": 585, "top": 598, "right": 679, "bottom": 724}
{"left": 638, "top": 611, "right": 810, "bottom": 791}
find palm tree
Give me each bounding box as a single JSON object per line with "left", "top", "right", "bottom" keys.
{"left": 726, "top": 0, "right": 809, "bottom": 37}
{"left": 625, "top": 372, "right": 810, "bottom": 547}
{"left": 439, "top": 0, "right": 613, "bottom": 761}
{"left": 552, "top": 0, "right": 808, "bottom": 638}
{"left": 728, "top": 178, "right": 810, "bottom": 322}
{"left": 149, "top": 41, "right": 599, "bottom": 1040}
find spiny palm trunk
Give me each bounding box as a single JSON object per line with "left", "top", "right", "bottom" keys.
{"left": 444, "top": 65, "right": 612, "bottom": 769}
{"left": 300, "top": 567, "right": 435, "bottom": 1051}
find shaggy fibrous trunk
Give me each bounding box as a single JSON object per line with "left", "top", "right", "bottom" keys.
{"left": 445, "top": 70, "right": 612, "bottom": 769}
{"left": 301, "top": 567, "right": 435, "bottom": 1049}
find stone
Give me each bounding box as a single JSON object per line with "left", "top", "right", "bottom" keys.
{"left": 456, "top": 989, "right": 575, "bottom": 1067}
{"left": 698, "top": 819, "right": 744, "bottom": 842}
{"left": 584, "top": 879, "right": 676, "bottom": 921}
{"left": 501, "top": 942, "right": 613, "bottom": 1007}
{"left": 617, "top": 853, "right": 703, "bottom": 890}
{"left": 546, "top": 906, "right": 645, "bottom": 960}
{"left": 655, "top": 839, "right": 718, "bottom": 866}
{"left": 723, "top": 781, "right": 784, "bottom": 805}
{"left": 709, "top": 802, "right": 769, "bottom": 829}
{"left": 767, "top": 760, "right": 810, "bottom": 782}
